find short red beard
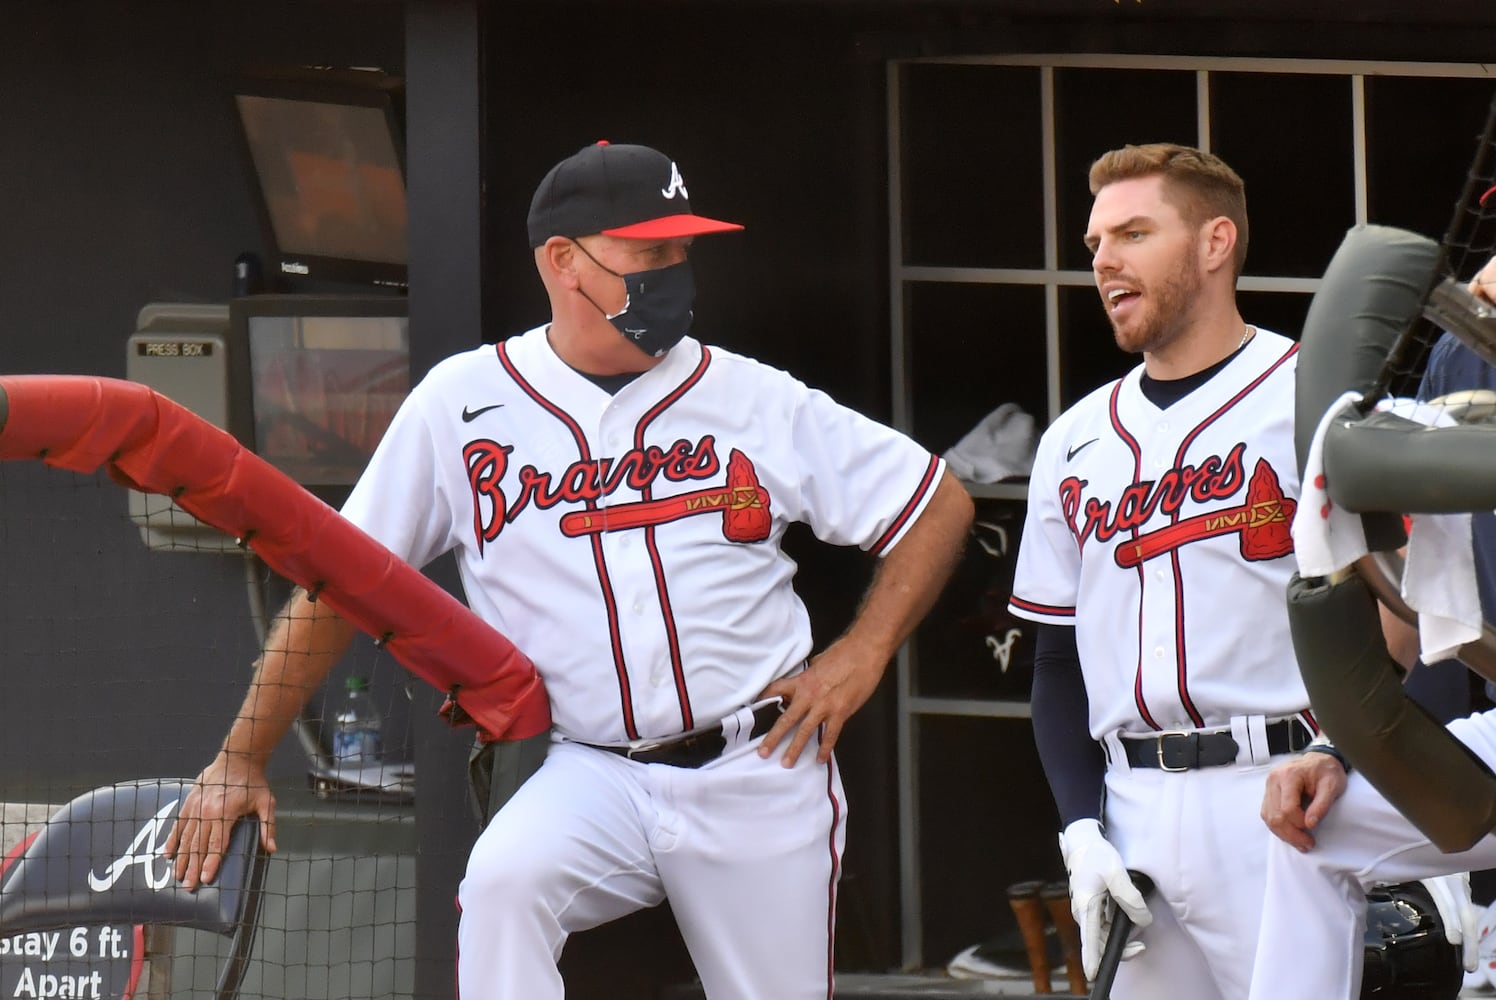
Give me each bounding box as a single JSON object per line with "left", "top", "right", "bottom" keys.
{"left": 1107, "top": 244, "right": 1204, "bottom": 356}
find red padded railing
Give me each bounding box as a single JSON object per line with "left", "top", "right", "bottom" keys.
{"left": 0, "top": 375, "right": 549, "bottom": 742}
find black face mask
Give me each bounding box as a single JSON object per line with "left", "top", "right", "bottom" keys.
{"left": 573, "top": 242, "right": 696, "bottom": 358}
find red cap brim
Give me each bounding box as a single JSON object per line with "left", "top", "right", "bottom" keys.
{"left": 1482, "top": 184, "right": 1496, "bottom": 208}
{"left": 603, "top": 213, "right": 744, "bottom": 240}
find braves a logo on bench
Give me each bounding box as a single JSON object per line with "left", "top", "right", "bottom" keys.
{"left": 87, "top": 798, "right": 178, "bottom": 892}
{"left": 1058, "top": 443, "right": 1295, "bottom": 567}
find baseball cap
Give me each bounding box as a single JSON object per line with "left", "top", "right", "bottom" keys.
{"left": 527, "top": 141, "right": 744, "bottom": 248}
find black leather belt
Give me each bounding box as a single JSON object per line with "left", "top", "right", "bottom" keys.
{"left": 1121, "top": 718, "right": 1313, "bottom": 771}
{"left": 588, "top": 702, "right": 784, "bottom": 768}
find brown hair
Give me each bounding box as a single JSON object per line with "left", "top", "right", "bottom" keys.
{"left": 1089, "top": 143, "right": 1249, "bottom": 277}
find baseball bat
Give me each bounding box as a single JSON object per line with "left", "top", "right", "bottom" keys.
{"left": 1087, "top": 870, "right": 1155, "bottom": 1000}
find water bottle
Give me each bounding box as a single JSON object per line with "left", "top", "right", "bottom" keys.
{"left": 332, "top": 676, "right": 383, "bottom": 765}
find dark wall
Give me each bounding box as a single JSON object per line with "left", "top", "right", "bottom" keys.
{"left": 0, "top": 3, "right": 407, "bottom": 783}
{"left": 404, "top": 5, "right": 490, "bottom": 997}
{"left": 484, "top": 5, "right": 892, "bottom": 413}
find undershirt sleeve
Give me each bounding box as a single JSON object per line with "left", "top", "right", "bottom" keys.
{"left": 1031, "top": 622, "right": 1106, "bottom": 826}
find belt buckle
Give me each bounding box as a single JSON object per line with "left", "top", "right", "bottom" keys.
{"left": 624, "top": 740, "right": 664, "bottom": 761}
{"left": 1154, "top": 730, "right": 1194, "bottom": 772}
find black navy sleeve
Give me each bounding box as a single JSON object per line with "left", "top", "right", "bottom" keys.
{"left": 1416, "top": 332, "right": 1455, "bottom": 402}
{"left": 1031, "top": 622, "right": 1106, "bottom": 826}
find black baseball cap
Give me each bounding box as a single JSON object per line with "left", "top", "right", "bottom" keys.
{"left": 527, "top": 141, "right": 744, "bottom": 248}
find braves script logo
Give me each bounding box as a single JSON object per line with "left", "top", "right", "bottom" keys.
{"left": 463, "top": 435, "right": 773, "bottom": 553}
{"left": 1058, "top": 442, "right": 1296, "bottom": 566}
{"left": 87, "top": 798, "right": 179, "bottom": 892}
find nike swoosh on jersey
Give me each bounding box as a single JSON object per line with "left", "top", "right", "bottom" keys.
{"left": 461, "top": 403, "right": 505, "bottom": 422}
{"left": 1066, "top": 438, "right": 1099, "bottom": 461}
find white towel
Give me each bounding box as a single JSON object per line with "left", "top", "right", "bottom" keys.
{"left": 942, "top": 403, "right": 1039, "bottom": 484}
{"left": 1385, "top": 399, "right": 1481, "bottom": 663}
{"left": 1293, "top": 390, "right": 1369, "bottom": 577}
{"left": 1292, "top": 392, "right": 1480, "bottom": 663}
{"left": 1404, "top": 507, "right": 1480, "bottom": 662}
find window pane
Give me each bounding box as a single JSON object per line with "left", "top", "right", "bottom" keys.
{"left": 905, "top": 281, "right": 1047, "bottom": 455}
{"left": 1056, "top": 68, "right": 1199, "bottom": 271}
{"left": 1058, "top": 285, "right": 1135, "bottom": 409}
{"left": 916, "top": 715, "right": 1061, "bottom": 965}
{"left": 1212, "top": 73, "right": 1355, "bottom": 278}
{"left": 1366, "top": 76, "right": 1496, "bottom": 242}
{"left": 899, "top": 64, "right": 1044, "bottom": 268}
{"left": 913, "top": 497, "right": 1033, "bottom": 700}
{"left": 1238, "top": 290, "right": 1312, "bottom": 342}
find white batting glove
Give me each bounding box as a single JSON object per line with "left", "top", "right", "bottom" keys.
{"left": 1058, "top": 818, "right": 1153, "bottom": 980}
{"left": 1419, "top": 873, "right": 1479, "bottom": 972}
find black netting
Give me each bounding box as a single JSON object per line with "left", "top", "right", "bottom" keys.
{"left": 1375, "top": 90, "right": 1496, "bottom": 403}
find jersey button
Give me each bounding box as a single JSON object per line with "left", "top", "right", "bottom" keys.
{"left": 1154, "top": 646, "right": 1166, "bottom": 659}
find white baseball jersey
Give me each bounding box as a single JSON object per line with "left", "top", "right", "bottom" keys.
{"left": 1008, "top": 329, "right": 1316, "bottom": 1000}
{"left": 1008, "top": 329, "right": 1310, "bottom": 737}
{"left": 341, "top": 324, "right": 943, "bottom": 744}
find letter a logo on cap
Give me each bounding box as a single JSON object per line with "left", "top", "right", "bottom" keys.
{"left": 661, "top": 162, "right": 689, "bottom": 200}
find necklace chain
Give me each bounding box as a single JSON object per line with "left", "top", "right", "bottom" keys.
{"left": 1238, "top": 324, "right": 1253, "bottom": 349}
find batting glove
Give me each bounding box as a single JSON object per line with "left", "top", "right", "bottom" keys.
{"left": 1058, "top": 818, "right": 1153, "bottom": 981}
{"left": 1420, "top": 873, "right": 1479, "bottom": 972}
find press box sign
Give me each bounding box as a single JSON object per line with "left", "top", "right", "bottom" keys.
{"left": 135, "top": 340, "right": 213, "bottom": 358}
{"left": 0, "top": 925, "right": 138, "bottom": 999}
